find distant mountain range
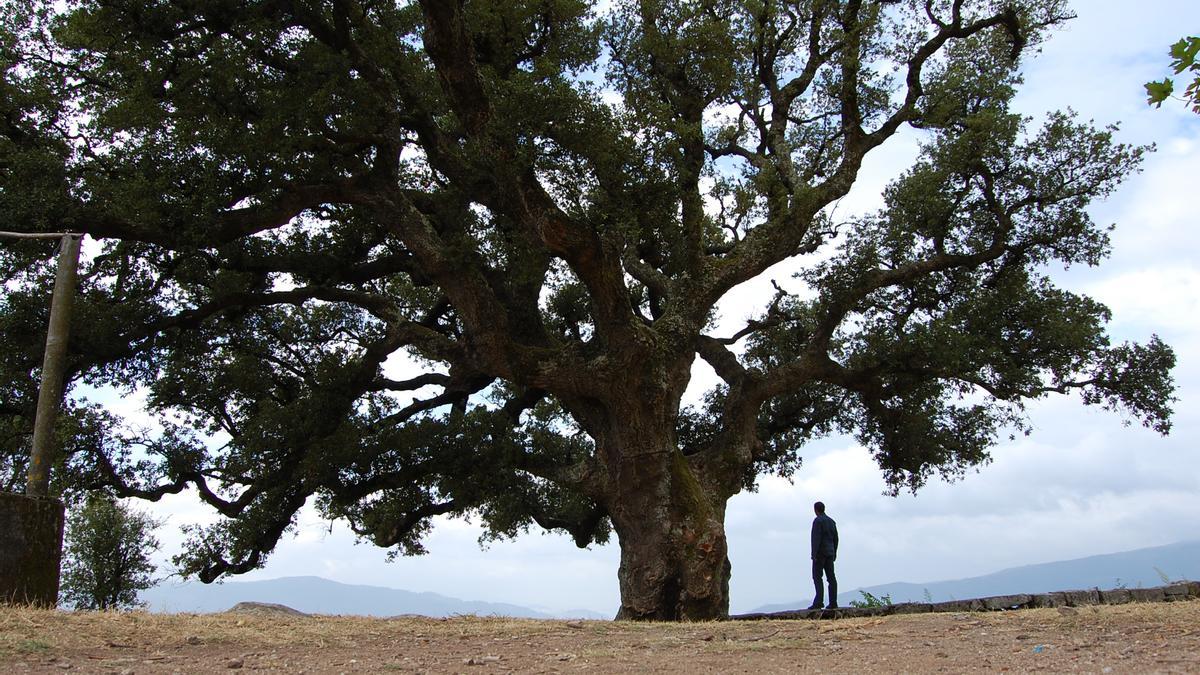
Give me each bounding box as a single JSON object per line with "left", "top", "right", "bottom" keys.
{"left": 140, "top": 575, "right": 607, "bottom": 620}
{"left": 751, "top": 539, "right": 1200, "bottom": 613}
{"left": 142, "top": 540, "right": 1199, "bottom": 619}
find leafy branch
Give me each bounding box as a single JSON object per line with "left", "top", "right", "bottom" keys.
{"left": 1146, "top": 36, "right": 1200, "bottom": 114}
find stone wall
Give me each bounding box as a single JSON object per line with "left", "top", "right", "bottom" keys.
{"left": 732, "top": 582, "right": 1200, "bottom": 621}
{"left": 0, "top": 491, "right": 65, "bottom": 606}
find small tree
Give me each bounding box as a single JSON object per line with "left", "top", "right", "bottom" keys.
{"left": 60, "top": 495, "right": 161, "bottom": 611}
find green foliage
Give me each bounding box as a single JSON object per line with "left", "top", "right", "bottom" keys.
{"left": 0, "top": 0, "right": 1176, "bottom": 598}
{"left": 1146, "top": 36, "right": 1200, "bottom": 114}
{"left": 849, "top": 590, "right": 893, "bottom": 608}
{"left": 15, "top": 639, "right": 51, "bottom": 654}
{"left": 60, "top": 495, "right": 162, "bottom": 611}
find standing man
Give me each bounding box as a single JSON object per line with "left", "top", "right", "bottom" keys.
{"left": 808, "top": 501, "right": 839, "bottom": 610}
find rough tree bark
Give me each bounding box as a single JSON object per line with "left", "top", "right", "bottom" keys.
{"left": 608, "top": 448, "right": 732, "bottom": 620}
{"left": 570, "top": 346, "right": 735, "bottom": 620}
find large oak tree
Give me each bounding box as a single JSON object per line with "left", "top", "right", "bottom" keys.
{"left": 0, "top": 0, "right": 1175, "bottom": 620}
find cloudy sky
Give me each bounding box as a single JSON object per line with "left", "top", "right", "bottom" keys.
{"left": 131, "top": 1, "right": 1200, "bottom": 616}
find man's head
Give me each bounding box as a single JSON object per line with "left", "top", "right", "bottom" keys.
{"left": 814, "top": 501, "right": 825, "bottom": 515}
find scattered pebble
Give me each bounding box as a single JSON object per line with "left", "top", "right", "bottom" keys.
{"left": 225, "top": 657, "right": 244, "bottom": 669}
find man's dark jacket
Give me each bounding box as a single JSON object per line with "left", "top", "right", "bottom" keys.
{"left": 811, "top": 513, "right": 838, "bottom": 560}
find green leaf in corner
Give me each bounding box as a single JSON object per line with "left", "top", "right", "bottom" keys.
{"left": 1168, "top": 37, "right": 1200, "bottom": 73}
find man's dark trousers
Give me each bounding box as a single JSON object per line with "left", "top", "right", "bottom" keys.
{"left": 812, "top": 556, "right": 837, "bottom": 608}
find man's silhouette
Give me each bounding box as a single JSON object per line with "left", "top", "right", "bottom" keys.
{"left": 808, "top": 501, "right": 838, "bottom": 610}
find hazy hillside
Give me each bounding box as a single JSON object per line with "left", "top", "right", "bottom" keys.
{"left": 751, "top": 539, "right": 1200, "bottom": 613}
{"left": 140, "top": 575, "right": 607, "bottom": 620}
{"left": 143, "top": 540, "right": 1198, "bottom": 619}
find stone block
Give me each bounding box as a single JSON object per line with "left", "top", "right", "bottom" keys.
{"left": 1049, "top": 589, "right": 1100, "bottom": 607}
{"left": 1188, "top": 581, "right": 1200, "bottom": 599}
{"left": 838, "top": 606, "right": 885, "bottom": 618}
{"left": 1127, "top": 587, "right": 1165, "bottom": 603}
{"left": 1162, "top": 583, "right": 1192, "bottom": 600}
{"left": 931, "top": 599, "right": 982, "bottom": 612}
{"left": 0, "top": 492, "right": 65, "bottom": 607}
{"left": 1029, "top": 594, "right": 1060, "bottom": 608}
{"left": 980, "top": 594, "right": 1034, "bottom": 611}
{"left": 730, "top": 611, "right": 804, "bottom": 620}
{"left": 227, "top": 601, "right": 308, "bottom": 616}
{"left": 773, "top": 610, "right": 819, "bottom": 620}
{"left": 1100, "top": 588, "right": 1133, "bottom": 604}
{"left": 886, "top": 602, "right": 932, "bottom": 615}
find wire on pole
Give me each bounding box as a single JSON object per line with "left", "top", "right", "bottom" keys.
{"left": 0, "top": 231, "right": 77, "bottom": 240}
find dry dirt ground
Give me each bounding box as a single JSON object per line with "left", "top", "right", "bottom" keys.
{"left": 2, "top": 600, "right": 1198, "bottom": 674}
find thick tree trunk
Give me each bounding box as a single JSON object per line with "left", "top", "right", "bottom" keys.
{"left": 592, "top": 382, "right": 734, "bottom": 621}
{"left": 565, "top": 342, "right": 742, "bottom": 621}
{"left": 608, "top": 449, "right": 732, "bottom": 620}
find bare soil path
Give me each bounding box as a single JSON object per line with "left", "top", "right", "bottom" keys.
{"left": 2, "top": 600, "right": 1197, "bottom": 673}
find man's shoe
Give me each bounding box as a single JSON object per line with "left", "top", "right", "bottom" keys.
{"left": 825, "top": 605, "right": 838, "bottom": 609}
{"left": 806, "top": 605, "right": 821, "bottom": 610}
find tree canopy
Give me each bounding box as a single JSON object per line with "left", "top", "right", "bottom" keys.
{"left": 0, "top": 0, "right": 1175, "bottom": 620}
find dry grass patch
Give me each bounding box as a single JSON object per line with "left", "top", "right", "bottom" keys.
{"left": 1, "top": 599, "right": 1198, "bottom": 673}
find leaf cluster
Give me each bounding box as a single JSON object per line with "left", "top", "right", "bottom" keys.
{"left": 1146, "top": 36, "right": 1200, "bottom": 114}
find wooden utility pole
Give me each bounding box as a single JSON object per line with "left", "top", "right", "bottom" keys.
{"left": 25, "top": 233, "right": 83, "bottom": 496}
{"left": 0, "top": 231, "right": 83, "bottom": 495}
{"left": 0, "top": 230, "right": 81, "bottom": 605}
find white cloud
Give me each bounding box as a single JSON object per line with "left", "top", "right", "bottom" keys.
{"left": 1085, "top": 266, "right": 1200, "bottom": 333}
{"left": 1098, "top": 137, "right": 1200, "bottom": 271}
